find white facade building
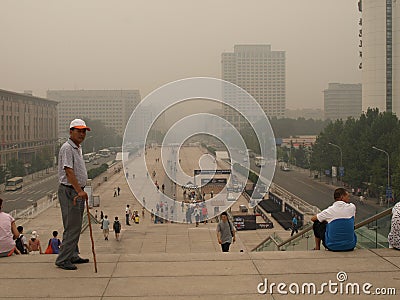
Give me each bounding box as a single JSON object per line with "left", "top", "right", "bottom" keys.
{"left": 361, "top": 0, "right": 400, "bottom": 114}
{"left": 221, "top": 45, "right": 286, "bottom": 127}
{"left": 47, "top": 89, "right": 141, "bottom": 138}
{"left": 324, "top": 83, "right": 362, "bottom": 120}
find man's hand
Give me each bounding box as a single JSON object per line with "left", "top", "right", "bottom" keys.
{"left": 78, "top": 190, "right": 88, "bottom": 200}
{"left": 218, "top": 238, "right": 222, "bottom": 244}
{"left": 232, "top": 236, "right": 236, "bottom": 243}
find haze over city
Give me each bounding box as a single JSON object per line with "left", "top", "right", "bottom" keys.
{"left": 1, "top": 0, "right": 361, "bottom": 109}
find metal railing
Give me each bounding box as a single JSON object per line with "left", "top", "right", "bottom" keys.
{"left": 12, "top": 192, "right": 58, "bottom": 224}
{"left": 269, "top": 183, "right": 320, "bottom": 215}
{"left": 252, "top": 206, "right": 394, "bottom": 252}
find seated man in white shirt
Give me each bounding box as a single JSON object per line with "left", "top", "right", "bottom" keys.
{"left": 311, "top": 188, "right": 357, "bottom": 251}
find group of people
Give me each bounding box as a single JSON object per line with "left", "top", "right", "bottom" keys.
{"left": 2, "top": 118, "right": 400, "bottom": 274}
{"left": 0, "top": 199, "right": 61, "bottom": 257}
{"left": 113, "top": 186, "right": 121, "bottom": 197}
{"left": 100, "top": 215, "right": 121, "bottom": 241}
{"left": 125, "top": 204, "right": 140, "bottom": 226}
{"left": 184, "top": 202, "right": 209, "bottom": 226}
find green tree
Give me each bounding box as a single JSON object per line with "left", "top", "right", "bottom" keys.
{"left": 269, "top": 117, "right": 330, "bottom": 138}
{"left": 311, "top": 108, "right": 400, "bottom": 197}
{"left": 7, "top": 159, "right": 25, "bottom": 177}
{"left": 82, "top": 119, "right": 122, "bottom": 153}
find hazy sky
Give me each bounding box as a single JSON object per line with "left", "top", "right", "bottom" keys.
{"left": 1, "top": 0, "right": 361, "bottom": 109}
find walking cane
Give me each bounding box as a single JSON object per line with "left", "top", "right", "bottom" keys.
{"left": 74, "top": 195, "right": 98, "bottom": 273}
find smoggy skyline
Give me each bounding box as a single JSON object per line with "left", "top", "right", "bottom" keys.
{"left": 1, "top": 0, "right": 361, "bottom": 109}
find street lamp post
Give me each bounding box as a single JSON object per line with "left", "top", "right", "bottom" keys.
{"left": 328, "top": 142, "right": 343, "bottom": 182}
{"left": 372, "top": 146, "right": 390, "bottom": 207}
{"left": 84, "top": 135, "right": 95, "bottom": 153}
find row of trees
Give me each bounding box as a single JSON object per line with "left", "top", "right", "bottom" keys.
{"left": 1, "top": 119, "right": 122, "bottom": 184}
{"left": 81, "top": 119, "right": 122, "bottom": 154}
{"left": 269, "top": 117, "right": 330, "bottom": 138}
{"left": 310, "top": 109, "right": 400, "bottom": 198}
{"left": 1, "top": 147, "right": 54, "bottom": 183}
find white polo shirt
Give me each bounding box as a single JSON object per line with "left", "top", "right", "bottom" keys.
{"left": 317, "top": 201, "right": 356, "bottom": 223}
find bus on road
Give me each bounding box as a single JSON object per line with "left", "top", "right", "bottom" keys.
{"left": 255, "top": 156, "right": 266, "bottom": 167}
{"left": 83, "top": 152, "right": 96, "bottom": 163}
{"left": 5, "top": 177, "right": 23, "bottom": 191}
{"left": 98, "top": 148, "right": 111, "bottom": 157}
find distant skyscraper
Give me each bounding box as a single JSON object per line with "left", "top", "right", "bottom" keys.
{"left": 221, "top": 44, "right": 286, "bottom": 128}
{"left": 360, "top": 0, "right": 400, "bottom": 114}
{"left": 47, "top": 89, "right": 141, "bottom": 138}
{"left": 324, "top": 83, "right": 362, "bottom": 120}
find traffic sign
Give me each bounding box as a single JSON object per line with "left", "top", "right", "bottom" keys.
{"left": 386, "top": 186, "right": 392, "bottom": 199}
{"left": 339, "top": 167, "right": 345, "bottom": 177}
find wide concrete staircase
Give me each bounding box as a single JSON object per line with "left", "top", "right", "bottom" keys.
{"left": 3, "top": 167, "right": 400, "bottom": 299}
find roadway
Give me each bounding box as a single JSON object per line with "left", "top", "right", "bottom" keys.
{"left": 2, "top": 147, "right": 386, "bottom": 223}
{"left": 270, "top": 165, "right": 386, "bottom": 222}
{"left": 1, "top": 155, "right": 115, "bottom": 213}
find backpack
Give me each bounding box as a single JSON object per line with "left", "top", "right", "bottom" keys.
{"left": 15, "top": 235, "right": 27, "bottom": 254}
{"left": 114, "top": 221, "right": 121, "bottom": 232}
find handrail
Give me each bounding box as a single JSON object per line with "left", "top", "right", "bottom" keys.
{"left": 251, "top": 206, "right": 394, "bottom": 252}
{"left": 354, "top": 207, "right": 392, "bottom": 229}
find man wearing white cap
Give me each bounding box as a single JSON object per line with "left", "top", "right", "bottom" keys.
{"left": 55, "top": 119, "right": 91, "bottom": 270}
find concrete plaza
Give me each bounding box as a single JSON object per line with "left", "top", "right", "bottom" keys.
{"left": 2, "top": 147, "right": 400, "bottom": 299}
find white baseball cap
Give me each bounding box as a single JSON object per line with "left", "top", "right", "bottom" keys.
{"left": 69, "top": 119, "right": 91, "bottom": 131}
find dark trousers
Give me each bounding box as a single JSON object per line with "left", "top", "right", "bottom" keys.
{"left": 313, "top": 220, "right": 327, "bottom": 248}
{"left": 56, "top": 185, "right": 84, "bottom": 265}
{"left": 221, "top": 242, "right": 231, "bottom": 252}
{"left": 126, "top": 214, "right": 130, "bottom": 225}
{"left": 291, "top": 225, "right": 298, "bottom": 236}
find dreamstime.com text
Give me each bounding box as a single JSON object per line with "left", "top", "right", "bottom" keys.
{"left": 257, "top": 272, "right": 396, "bottom": 296}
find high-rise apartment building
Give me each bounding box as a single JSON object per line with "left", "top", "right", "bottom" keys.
{"left": 324, "top": 83, "right": 362, "bottom": 120}
{"left": 360, "top": 0, "right": 400, "bottom": 114}
{"left": 222, "top": 45, "right": 286, "bottom": 127}
{"left": 0, "top": 89, "right": 58, "bottom": 167}
{"left": 47, "top": 90, "right": 141, "bottom": 138}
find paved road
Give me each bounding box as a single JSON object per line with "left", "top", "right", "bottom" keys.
{"left": 271, "top": 166, "right": 386, "bottom": 222}
{"left": 1, "top": 155, "right": 115, "bottom": 213}
{"left": 2, "top": 148, "right": 386, "bottom": 224}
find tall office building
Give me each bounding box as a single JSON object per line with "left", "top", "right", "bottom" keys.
{"left": 324, "top": 83, "right": 362, "bottom": 120}
{"left": 360, "top": 0, "right": 400, "bottom": 114}
{"left": 47, "top": 89, "right": 141, "bottom": 138}
{"left": 222, "top": 44, "right": 286, "bottom": 127}
{"left": 0, "top": 89, "right": 58, "bottom": 167}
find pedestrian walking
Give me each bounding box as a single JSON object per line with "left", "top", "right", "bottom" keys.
{"left": 216, "top": 211, "right": 235, "bottom": 252}
{"left": 113, "top": 217, "right": 121, "bottom": 241}
{"left": 291, "top": 214, "right": 299, "bottom": 236}
{"left": 55, "top": 119, "right": 91, "bottom": 270}
{"left": 117, "top": 186, "right": 121, "bottom": 196}
{"left": 113, "top": 187, "right": 117, "bottom": 197}
{"left": 102, "top": 215, "right": 110, "bottom": 240}
{"left": 125, "top": 205, "right": 131, "bottom": 226}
